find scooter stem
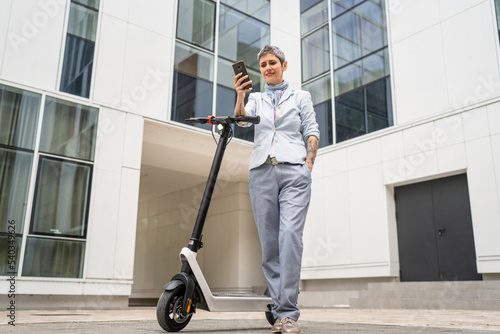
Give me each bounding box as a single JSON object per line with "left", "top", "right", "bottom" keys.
{"left": 188, "top": 123, "right": 232, "bottom": 252}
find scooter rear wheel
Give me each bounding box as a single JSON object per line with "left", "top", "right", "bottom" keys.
{"left": 156, "top": 285, "right": 193, "bottom": 332}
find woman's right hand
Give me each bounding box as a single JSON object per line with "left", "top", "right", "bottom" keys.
{"left": 234, "top": 72, "right": 252, "bottom": 97}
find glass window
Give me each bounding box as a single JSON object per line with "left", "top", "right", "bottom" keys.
{"left": 221, "top": 0, "right": 270, "bottom": 24}
{"left": 301, "top": 0, "right": 327, "bottom": 35}
{"left": 495, "top": 0, "right": 500, "bottom": 41}
{"left": 0, "top": 148, "right": 33, "bottom": 234}
{"left": 335, "top": 87, "right": 365, "bottom": 142}
{"left": 60, "top": 1, "right": 99, "bottom": 98}
{"left": 22, "top": 237, "right": 85, "bottom": 278}
{"left": 366, "top": 77, "right": 391, "bottom": 132}
{"left": 218, "top": 4, "right": 270, "bottom": 69}
{"left": 39, "top": 97, "right": 98, "bottom": 162}
{"left": 331, "top": 0, "right": 365, "bottom": 17}
{"left": 334, "top": 59, "right": 362, "bottom": 96}
{"left": 302, "top": 26, "right": 330, "bottom": 82}
{"left": 0, "top": 235, "right": 22, "bottom": 275}
{"left": 303, "top": 75, "right": 333, "bottom": 148}
{"left": 177, "top": 0, "right": 216, "bottom": 51}
{"left": 73, "top": 0, "right": 100, "bottom": 10}
{"left": 362, "top": 48, "right": 389, "bottom": 85}
{"left": 67, "top": 2, "right": 99, "bottom": 42}
{"left": 172, "top": 42, "right": 215, "bottom": 124}
{"left": 60, "top": 36, "right": 95, "bottom": 98}
{"left": 0, "top": 85, "right": 41, "bottom": 150}
{"left": 332, "top": 10, "right": 361, "bottom": 68}
{"left": 31, "top": 158, "right": 91, "bottom": 238}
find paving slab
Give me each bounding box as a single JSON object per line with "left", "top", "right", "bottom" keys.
{"left": 2, "top": 307, "right": 500, "bottom": 333}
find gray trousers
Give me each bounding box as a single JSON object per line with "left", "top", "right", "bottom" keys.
{"left": 249, "top": 162, "right": 312, "bottom": 321}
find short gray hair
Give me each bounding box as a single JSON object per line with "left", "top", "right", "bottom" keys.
{"left": 257, "top": 45, "right": 286, "bottom": 64}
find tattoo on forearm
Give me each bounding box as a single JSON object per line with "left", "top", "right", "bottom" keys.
{"left": 306, "top": 137, "right": 318, "bottom": 165}
{"left": 238, "top": 103, "right": 243, "bottom": 115}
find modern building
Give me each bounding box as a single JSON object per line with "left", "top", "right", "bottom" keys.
{"left": 1, "top": 0, "right": 500, "bottom": 310}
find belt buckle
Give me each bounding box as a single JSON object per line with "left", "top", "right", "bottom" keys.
{"left": 270, "top": 157, "right": 280, "bottom": 165}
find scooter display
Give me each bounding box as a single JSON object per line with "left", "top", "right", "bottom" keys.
{"left": 156, "top": 115, "right": 275, "bottom": 332}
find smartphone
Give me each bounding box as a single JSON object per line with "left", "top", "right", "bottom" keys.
{"left": 232, "top": 60, "right": 252, "bottom": 90}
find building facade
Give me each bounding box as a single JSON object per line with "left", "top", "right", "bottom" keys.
{"left": 0, "top": 0, "right": 500, "bottom": 309}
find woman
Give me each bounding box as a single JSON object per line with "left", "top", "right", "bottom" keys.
{"left": 234, "top": 45, "right": 319, "bottom": 334}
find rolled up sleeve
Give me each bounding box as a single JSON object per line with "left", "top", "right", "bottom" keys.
{"left": 299, "top": 91, "right": 320, "bottom": 142}
{"left": 237, "top": 93, "right": 257, "bottom": 128}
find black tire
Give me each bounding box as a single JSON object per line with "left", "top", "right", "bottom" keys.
{"left": 265, "top": 303, "right": 276, "bottom": 326}
{"left": 156, "top": 285, "right": 193, "bottom": 332}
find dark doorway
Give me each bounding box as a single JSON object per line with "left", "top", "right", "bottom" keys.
{"left": 395, "top": 174, "right": 482, "bottom": 282}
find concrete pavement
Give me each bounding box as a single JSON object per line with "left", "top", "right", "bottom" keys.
{"left": 3, "top": 307, "right": 500, "bottom": 333}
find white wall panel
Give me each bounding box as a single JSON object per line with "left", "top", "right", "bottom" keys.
{"left": 465, "top": 137, "right": 500, "bottom": 256}
{"left": 441, "top": 2, "right": 500, "bottom": 109}
{"left": 114, "top": 167, "right": 141, "bottom": 279}
{"left": 93, "top": 14, "right": 127, "bottom": 106}
{"left": 0, "top": 0, "right": 13, "bottom": 76}
{"left": 270, "top": 0, "right": 301, "bottom": 88}
{"left": 122, "top": 113, "right": 144, "bottom": 169}
{"left": 391, "top": 25, "right": 449, "bottom": 124}
{"left": 438, "top": 0, "right": 487, "bottom": 20}
{"left": 101, "top": 0, "right": 130, "bottom": 21}
{"left": 2, "top": 0, "right": 66, "bottom": 91}
{"left": 85, "top": 169, "right": 121, "bottom": 279}
{"left": 128, "top": 0, "right": 176, "bottom": 38}
{"left": 349, "top": 165, "right": 389, "bottom": 264}
{"left": 388, "top": 0, "right": 440, "bottom": 43}
{"left": 94, "top": 107, "right": 126, "bottom": 174}
{"left": 462, "top": 106, "right": 491, "bottom": 141}
{"left": 488, "top": 102, "right": 500, "bottom": 135}
{"left": 347, "top": 139, "right": 382, "bottom": 170}
{"left": 121, "top": 24, "right": 172, "bottom": 120}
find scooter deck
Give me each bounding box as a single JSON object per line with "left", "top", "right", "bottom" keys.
{"left": 212, "top": 292, "right": 269, "bottom": 298}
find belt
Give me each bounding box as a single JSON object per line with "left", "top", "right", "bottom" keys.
{"left": 265, "top": 156, "right": 286, "bottom": 166}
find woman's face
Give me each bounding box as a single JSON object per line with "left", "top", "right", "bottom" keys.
{"left": 259, "top": 53, "right": 287, "bottom": 86}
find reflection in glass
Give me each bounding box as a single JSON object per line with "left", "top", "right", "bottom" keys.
{"left": 177, "top": 0, "right": 216, "bottom": 51}
{"left": 31, "top": 158, "right": 91, "bottom": 237}
{"left": 334, "top": 60, "right": 362, "bottom": 96}
{"left": 302, "top": 26, "right": 330, "bottom": 82}
{"left": 67, "top": 2, "right": 99, "bottom": 41}
{"left": 362, "top": 48, "right": 388, "bottom": 85}
{"left": 335, "top": 87, "right": 365, "bottom": 142}
{"left": 172, "top": 43, "right": 214, "bottom": 125}
{"left": 60, "top": 35, "right": 95, "bottom": 98}
{"left": 216, "top": 58, "right": 259, "bottom": 141}
{"left": 303, "top": 74, "right": 331, "bottom": 105}
{"left": 219, "top": 4, "right": 270, "bottom": 69}
{"left": 22, "top": 237, "right": 85, "bottom": 278}
{"left": 366, "top": 77, "right": 390, "bottom": 132}
{"left": 174, "top": 42, "right": 214, "bottom": 82}
{"left": 303, "top": 75, "right": 332, "bottom": 148}
{"left": 74, "top": 0, "right": 100, "bottom": 9}
{"left": 313, "top": 100, "right": 333, "bottom": 148}
{"left": 0, "top": 235, "right": 22, "bottom": 275}
{"left": 331, "top": 0, "right": 366, "bottom": 18}
{"left": 301, "top": 0, "right": 327, "bottom": 36}
{"left": 0, "top": 148, "right": 33, "bottom": 234}
{"left": 332, "top": 10, "right": 361, "bottom": 68}
{"left": 40, "top": 97, "right": 98, "bottom": 161}
{"left": 0, "top": 85, "right": 41, "bottom": 150}
{"left": 221, "top": 0, "right": 270, "bottom": 23}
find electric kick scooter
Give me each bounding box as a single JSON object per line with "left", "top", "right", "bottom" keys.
{"left": 156, "top": 115, "right": 275, "bottom": 332}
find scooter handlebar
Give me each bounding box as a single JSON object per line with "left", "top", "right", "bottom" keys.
{"left": 185, "top": 115, "right": 260, "bottom": 125}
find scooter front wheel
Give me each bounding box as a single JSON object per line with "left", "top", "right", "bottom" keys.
{"left": 156, "top": 285, "right": 193, "bottom": 332}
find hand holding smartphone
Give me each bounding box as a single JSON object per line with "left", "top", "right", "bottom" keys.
{"left": 232, "top": 60, "right": 252, "bottom": 90}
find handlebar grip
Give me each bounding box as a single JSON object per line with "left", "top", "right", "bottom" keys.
{"left": 185, "top": 117, "right": 208, "bottom": 124}
{"left": 235, "top": 115, "right": 260, "bottom": 124}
